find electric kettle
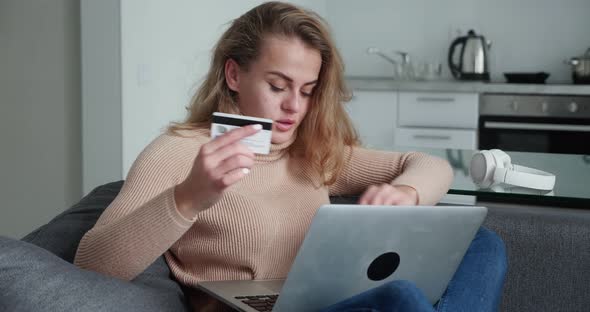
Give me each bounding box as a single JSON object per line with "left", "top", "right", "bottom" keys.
{"left": 448, "top": 30, "right": 491, "bottom": 81}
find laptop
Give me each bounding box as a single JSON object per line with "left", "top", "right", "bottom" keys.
{"left": 197, "top": 204, "right": 487, "bottom": 312}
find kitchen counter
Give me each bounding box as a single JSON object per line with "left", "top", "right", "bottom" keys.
{"left": 347, "top": 76, "right": 590, "bottom": 95}
{"left": 393, "top": 147, "right": 590, "bottom": 207}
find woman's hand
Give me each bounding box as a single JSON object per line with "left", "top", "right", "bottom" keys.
{"left": 358, "top": 184, "right": 419, "bottom": 206}
{"left": 174, "top": 124, "right": 262, "bottom": 218}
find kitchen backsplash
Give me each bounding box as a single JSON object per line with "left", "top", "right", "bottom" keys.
{"left": 323, "top": 0, "right": 590, "bottom": 83}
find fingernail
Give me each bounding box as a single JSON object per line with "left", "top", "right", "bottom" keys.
{"left": 252, "top": 124, "right": 262, "bottom": 130}
{"left": 242, "top": 168, "right": 250, "bottom": 174}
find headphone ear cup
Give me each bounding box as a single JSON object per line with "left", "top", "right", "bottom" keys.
{"left": 490, "top": 149, "right": 512, "bottom": 169}
{"left": 470, "top": 150, "right": 496, "bottom": 188}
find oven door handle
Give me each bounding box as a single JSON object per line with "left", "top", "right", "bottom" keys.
{"left": 483, "top": 121, "right": 590, "bottom": 132}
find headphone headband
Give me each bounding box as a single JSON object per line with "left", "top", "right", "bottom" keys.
{"left": 493, "top": 165, "right": 556, "bottom": 191}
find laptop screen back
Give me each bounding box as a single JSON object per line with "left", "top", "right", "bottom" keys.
{"left": 272, "top": 204, "right": 487, "bottom": 312}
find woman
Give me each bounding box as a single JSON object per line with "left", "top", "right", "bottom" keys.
{"left": 0, "top": 2, "right": 506, "bottom": 311}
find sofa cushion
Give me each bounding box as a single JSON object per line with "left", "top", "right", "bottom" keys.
{"left": 22, "top": 181, "right": 124, "bottom": 263}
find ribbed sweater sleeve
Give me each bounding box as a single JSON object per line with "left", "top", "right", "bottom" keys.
{"left": 74, "top": 134, "right": 198, "bottom": 280}
{"left": 329, "top": 147, "right": 453, "bottom": 205}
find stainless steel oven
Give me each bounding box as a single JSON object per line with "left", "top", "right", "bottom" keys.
{"left": 479, "top": 94, "right": 590, "bottom": 154}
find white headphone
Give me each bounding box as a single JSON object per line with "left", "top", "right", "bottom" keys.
{"left": 469, "top": 149, "right": 556, "bottom": 191}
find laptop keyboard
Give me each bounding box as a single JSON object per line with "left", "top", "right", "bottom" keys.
{"left": 235, "top": 295, "right": 279, "bottom": 311}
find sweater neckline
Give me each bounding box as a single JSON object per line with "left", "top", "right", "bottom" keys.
{"left": 255, "top": 134, "right": 296, "bottom": 162}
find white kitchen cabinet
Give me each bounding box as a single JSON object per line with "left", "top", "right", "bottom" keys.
{"left": 398, "top": 92, "right": 479, "bottom": 129}
{"left": 395, "top": 128, "right": 477, "bottom": 150}
{"left": 345, "top": 90, "right": 398, "bottom": 151}
{"left": 395, "top": 91, "right": 479, "bottom": 150}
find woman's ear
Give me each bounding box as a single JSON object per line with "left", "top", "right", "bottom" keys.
{"left": 225, "top": 58, "right": 241, "bottom": 92}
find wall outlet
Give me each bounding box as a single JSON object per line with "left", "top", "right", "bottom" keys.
{"left": 136, "top": 64, "right": 152, "bottom": 87}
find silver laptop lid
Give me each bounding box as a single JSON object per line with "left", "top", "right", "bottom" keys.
{"left": 273, "top": 204, "right": 487, "bottom": 312}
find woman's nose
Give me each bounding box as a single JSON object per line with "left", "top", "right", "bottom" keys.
{"left": 282, "top": 91, "right": 301, "bottom": 112}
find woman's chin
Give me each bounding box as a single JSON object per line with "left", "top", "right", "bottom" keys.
{"left": 271, "top": 132, "right": 293, "bottom": 144}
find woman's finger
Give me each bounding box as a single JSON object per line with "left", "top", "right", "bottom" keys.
{"left": 207, "top": 141, "right": 255, "bottom": 168}
{"left": 370, "top": 187, "right": 392, "bottom": 205}
{"left": 202, "top": 124, "right": 261, "bottom": 155}
{"left": 215, "top": 154, "right": 255, "bottom": 177}
{"left": 379, "top": 190, "right": 400, "bottom": 205}
{"left": 219, "top": 167, "right": 251, "bottom": 188}
{"left": 359, "top": 185, "right": 379, "bottom": 205}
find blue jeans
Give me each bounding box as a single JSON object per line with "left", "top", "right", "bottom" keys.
{"left": 321, "top": 227, "right": 508, "bottom": 312}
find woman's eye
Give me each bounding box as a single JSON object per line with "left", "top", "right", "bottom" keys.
{"left": 301, "top": 88, "right": 314, "bottom": 97}
{"left": 269, "top": 84, "right": 285, "bottom": 92}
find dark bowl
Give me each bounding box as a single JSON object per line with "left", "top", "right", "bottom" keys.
{"left": 504, "top": 72, "right": 550, "bottom": 84}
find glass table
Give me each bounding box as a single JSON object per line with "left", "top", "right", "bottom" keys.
{"left": 396, "top": 147, "right": 590, "bottom": 208}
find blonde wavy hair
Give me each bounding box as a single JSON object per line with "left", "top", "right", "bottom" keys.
{"left": 169, "top": 1, "right": 359, "bottom": 185}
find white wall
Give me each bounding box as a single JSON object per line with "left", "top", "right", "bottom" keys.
{"left": 0, "top": 0, "right": 81, "bottom": 238}
{"left": 324, "top": 0, "right": 590, "bottom": 83}
{"left": 81, "top": 0, "right": 122, "bottom": 197}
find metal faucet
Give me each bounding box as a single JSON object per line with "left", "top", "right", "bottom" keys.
{"left": 394, "top": 51, "right": 410, "bottom": 65}
{"left": 394, "top": 51, "right": 415, "bottom": 80}
{"left": 366, "top": 47, "right": 398, "bottom": 65}
{"left": 367, "top": 47, "right": 415, "bottom": 80}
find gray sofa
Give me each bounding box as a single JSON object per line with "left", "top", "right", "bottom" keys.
{"left": 23, "top": 181, "right": 590, "bottom": 311}
{"left": 480, "top": 202, "right": 590, "bottom": 311}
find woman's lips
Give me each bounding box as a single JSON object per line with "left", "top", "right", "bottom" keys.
{"left": 275, "top": 119, "right": 295, "bottom": 131}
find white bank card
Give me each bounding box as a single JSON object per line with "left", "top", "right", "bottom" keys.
{"left": 211, "top": 112, "right": 273, "bottom": 154}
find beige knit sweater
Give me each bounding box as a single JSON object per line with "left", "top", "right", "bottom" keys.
{"left": 74, "top": 128, "right": 453, "bottom": 309}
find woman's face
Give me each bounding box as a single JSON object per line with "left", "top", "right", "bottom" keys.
{"left": 225, "top": 36, "right": 322, "bottom": 144}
